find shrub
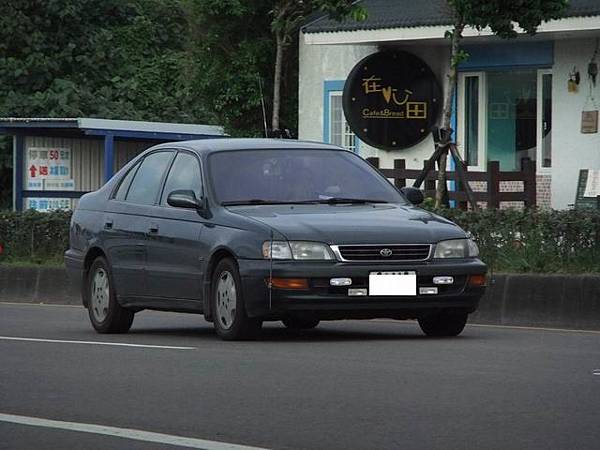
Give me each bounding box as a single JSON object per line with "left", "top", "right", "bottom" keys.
{"left": 0, "top": 210, "right": 72, "bottom": 265}
{"left": 430, "top": 208, "right": 600, "bottom": 273}
{"left": 1, "top": 207, "right": 600, "bottom": 273}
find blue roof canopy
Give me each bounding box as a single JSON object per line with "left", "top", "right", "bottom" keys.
{"left": 0, "top": 117, "right": 226, "bottom": 141}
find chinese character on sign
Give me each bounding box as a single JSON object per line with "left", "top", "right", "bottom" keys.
{"left": 406, "top": 102, "right": 427, "bottom": 119}
{"left": 26, "top": 197, "right": 73, "bottom": 212}
{"left": 25, "top": 147, "right": 73, "bottom": 200}
{"left": 360, "top": 76, "right": 427, "bottom": 120}
{"left": 392, "top": 89, "right": 413, "bottom": 106}
{"left": 362, "top": 76, "right": 383, "bottom": 94}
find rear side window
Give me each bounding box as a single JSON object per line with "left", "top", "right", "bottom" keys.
{"left": 126, "top": 152, "right": 173, "bottom": 205}
{"left": 161, "top": 152, "right": 203, "bottom": 205}
{"left": 114, "top": 162, "right": 140, "bottom": 201}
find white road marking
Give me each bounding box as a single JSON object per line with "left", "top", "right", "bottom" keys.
{"left": 0, "top": 301, "right": 81, "bottom": 308}
{"left": 0, "top": 413, "right": 268, "bottom": 450}
{"left": 371, "top": 319, "right": 600, "bottom": 335}
{"left": 467, "top": 323, "right": 600, "bottom": 335}
{"left": 3, "top": 302, "right": 600, "bottom": 335}
{"left": 0, "top": 336, "right": 196, "bottom": 350}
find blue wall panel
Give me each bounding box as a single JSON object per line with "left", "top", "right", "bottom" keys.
{"left": 459, "top": 41, "right": 554, "bottom": 71}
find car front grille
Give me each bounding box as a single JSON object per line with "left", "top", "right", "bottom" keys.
{"left": 334, "top": 244, "right": 432, "bottom": 262}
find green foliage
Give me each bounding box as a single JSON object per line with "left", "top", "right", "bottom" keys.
{"left": 0, "top": 0, "right": 365, "bottom": 140}
{"left": 186, "top": 0, "right": 364, "bottom": 136}
{"left": 185, "top": 0, "right": 276, "bottom": 136}
{"left": 430, "top": 208, "right": 600, "bottom": 274}
{"left": 448, "top": 0, "right": 568, "bottom": 38}
{"left": 2, "top": 208, "right": 600, "bottom": 274}
{"left": 0, "top": 0, "right": 203, "bottom": 123}
{"left": 0, "top": 210, "right": 72, "bottom": 264}
{"left": 311, "top": 0, "right": 367, "bottom": 22}
{"left": 271, "top": 0, "right": 363, "bottom": 38}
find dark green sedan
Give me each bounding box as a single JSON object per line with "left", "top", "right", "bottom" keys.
{"left": 65, "top": 139, "right": 487, "bottom": 340}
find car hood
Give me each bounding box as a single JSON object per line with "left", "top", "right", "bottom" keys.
{"left": 227, "top": 203, "right": 466, "bottom": 245}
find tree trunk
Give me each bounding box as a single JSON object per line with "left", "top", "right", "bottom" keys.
{"left": 271, "top": 32, "right": 284, "bottom": 133}
{"left": 435, "top": 23, "right": 464, "bottom": 208}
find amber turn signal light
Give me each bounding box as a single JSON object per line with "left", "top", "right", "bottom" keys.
{"left": 468, "top": 274, "right": 487, "bottom": 287}
{"left": 268, "top": 278, "right": 309, "bottom": 290}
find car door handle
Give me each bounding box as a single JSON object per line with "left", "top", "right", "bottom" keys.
{"left": 104, "top": 219, "right": 113, "bottom": 230}
{"left": 148, "top": 223, "right": 159, "bottom": 233}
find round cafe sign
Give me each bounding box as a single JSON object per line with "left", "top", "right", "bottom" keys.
{"left": 342, "top": 51, "right": 442, "bottom": 150}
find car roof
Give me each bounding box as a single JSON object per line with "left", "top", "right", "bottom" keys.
{"left": 150, "top": 138, "right": 345, "bottom": 155}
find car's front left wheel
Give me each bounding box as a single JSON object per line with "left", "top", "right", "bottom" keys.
{"left": 87, "top": 256, "right": 134, "bottom": 333}
{"left": 211, "top": 258, "right": 262, "bottom": 341}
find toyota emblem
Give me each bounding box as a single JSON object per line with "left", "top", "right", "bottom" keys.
{"left": 380, "top": 248, "right": 393, "bottom": 257}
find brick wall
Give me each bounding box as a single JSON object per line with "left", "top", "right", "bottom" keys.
{"left": 536, "top": 175, "right": 552, "bottom": 209}
{"left": 462, "top": 177, "right": 550, "bottom": 209}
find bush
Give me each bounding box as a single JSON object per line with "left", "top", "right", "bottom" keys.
{"left": 430, "top": 208, "right": 600, "bottom": 273}
{"left": 0, "top": 210, "right": 72, "bottom": 265}
{"left": 1, "top": 208, "right": 600, "bottom": 273}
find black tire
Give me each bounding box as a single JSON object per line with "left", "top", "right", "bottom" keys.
{"left": 87, "top": 256, "right": 134, "bottom": 334}
{"left": 282, "top": 317, "right": 320, "bottom": 330}
{"left": 418, "top": 311, "right": 468, "bottom": 337}
{"left": 211, "top": 258, "right": 262, "bottom": 341}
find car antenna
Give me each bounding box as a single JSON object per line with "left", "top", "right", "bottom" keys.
{"left": 257, "top": 75, "right": 269, "bottom": 138}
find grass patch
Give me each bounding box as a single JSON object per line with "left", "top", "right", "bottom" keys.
{"left": 0, "top": 256, "right": 64, "bottom": 268}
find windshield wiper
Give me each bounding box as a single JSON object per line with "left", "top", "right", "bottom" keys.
{"left": 315, "top": 197, "right": 389, "bottom": 204}
{"left": 221, "top": 198, "right": 389, "bottom": 206}
{"left": 221, "top": 199, "right": 319, "bottom": 206}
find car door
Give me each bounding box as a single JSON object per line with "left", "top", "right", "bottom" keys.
{"left": 103, "top": 159, "right": 147, "bottom": 299}
{"left": 145, "top": 150, "right": 208, "bottom": 301}
{"left": 108, "top": 150, "right": 176, "bottom": 300}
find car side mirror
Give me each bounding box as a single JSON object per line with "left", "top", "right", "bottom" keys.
{"left": 400, "top": 187, "right": 424, "bottom": 205}
{"left": 167, "top": 190, "right": 202, "bottom": 209}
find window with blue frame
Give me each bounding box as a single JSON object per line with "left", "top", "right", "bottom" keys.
{"left": 459, "top": 70, "right": 552, "bottom": 172}
{"left": 329, "top": 92, "right": 356, "bottom": 151}
{"left": 323, "top": 81, "right": 357, "bottom": 152}
{"left": 457, "top": 42, "right": 554, "bottom": 173}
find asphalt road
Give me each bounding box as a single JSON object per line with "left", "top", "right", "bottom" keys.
{"left": 1, "top": 302, "right": 599, "bottom": 450}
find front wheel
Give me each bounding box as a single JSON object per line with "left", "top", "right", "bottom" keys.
{"left": 211, "top": 258, "right": 262, "bottom": 340}
{"left": 87, "top": 257, "right": 134, "bottom": 333}
{"left": 418, "top": 311, "right": 468, "bottom": 337}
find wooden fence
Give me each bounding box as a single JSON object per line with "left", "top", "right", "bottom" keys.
{"left": 367, "top": 157, "right": 537, "bottom": 209}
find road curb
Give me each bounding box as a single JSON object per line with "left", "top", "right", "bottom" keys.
{"left": 1, "top": 267, "right": 599, "bottom": 330}
{"left": 0, "top": 266, "right": 80, "bottom": 305}
{"left": 471, "top": 273, "right": 600, "bottom": 330}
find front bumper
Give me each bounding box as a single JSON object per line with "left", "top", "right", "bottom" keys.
{"left": 239, "top": 258, "right": 487, "bottom": 320}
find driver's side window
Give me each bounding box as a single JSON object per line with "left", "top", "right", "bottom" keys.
{"left": 160, "top": 152, "right": 203, "bottom": 205}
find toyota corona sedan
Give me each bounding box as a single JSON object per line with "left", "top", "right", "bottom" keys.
{"left": 65, "top": 139, "right": 487, "bottom": 340}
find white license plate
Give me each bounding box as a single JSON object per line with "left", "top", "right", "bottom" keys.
{"left": 369, "top": 271, "right": 417, "bottom": 296}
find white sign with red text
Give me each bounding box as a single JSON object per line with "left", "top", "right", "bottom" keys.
{"left": 25, "top": 147, "right": 74, "bottom": 192}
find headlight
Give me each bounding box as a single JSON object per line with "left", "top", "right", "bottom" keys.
{"left": 434, "top": 238, "right": 479, "bottom": 258}
{"left": 262, "top": 241, "right": 334, "bottom": 260}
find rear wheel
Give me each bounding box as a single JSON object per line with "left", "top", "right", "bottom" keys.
{"left": 418, "top": 311, "right": 468, "bottom": 337}
{"left": 87, "top": 257, "right": 134, "bottom": 333}
{"left": 282, "top": 317, "right": 320, "bottom": 330}
{"left": 211, "top": 258, "right": 262, "bottom": 340}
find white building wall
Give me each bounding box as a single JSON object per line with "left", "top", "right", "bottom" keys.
{"left": 551, "top": 38, "right": 600, "bottom": 209}
{"left": 300, "top": 33, "right": 600, "bottom": 210}
{"left": 299, "top": 34, "right": 450, "bottom": 169}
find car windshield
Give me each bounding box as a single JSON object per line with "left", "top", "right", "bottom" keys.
{"left": 208, "top": 149, "right": 407, "bottom": 205}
